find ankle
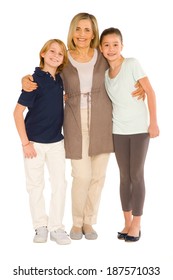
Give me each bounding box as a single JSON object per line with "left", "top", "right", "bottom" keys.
{"left": 128, "top": 225, "right": 141, "bottom": 237}
{"left": 121, "top": 226, "right": 130, "bottom": 233}
{"left": 71, "top": 226, "right": 82, "bottom": 233}
{"left": 82, "top": 224, "right": 93, "bottom": 233}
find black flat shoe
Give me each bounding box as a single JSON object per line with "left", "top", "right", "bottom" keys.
{"left": 125, "top": 230, "right": 141, "bottom": 242}
{"left": 117, "top": 232, "right": 128, "bottom": 240}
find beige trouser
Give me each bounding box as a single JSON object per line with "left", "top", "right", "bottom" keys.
{"left": 24, "top": 141, "right": 67, "bottom": 231}
{"left": 71, "top": 109, "right": 110, "bottom": 227}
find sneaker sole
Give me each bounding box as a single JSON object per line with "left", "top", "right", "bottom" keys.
{"left": 50, "top": 236, "right": 71, "bottom": 245}
{"left": 33, "top": 238, "right": 47, "bottom": 243}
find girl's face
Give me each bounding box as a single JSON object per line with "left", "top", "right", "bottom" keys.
{"left": 41, "top": 42, "right": 64, "bottom": 70}
{"left": 100, "top": 33, "right": 123, "bottom": 62}
{"left": 72, "top": 19, "right": 94, "bottom": 49}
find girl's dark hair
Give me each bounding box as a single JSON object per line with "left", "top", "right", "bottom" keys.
{"left": 100, "top": 27, "right": 123, "bottom": 45}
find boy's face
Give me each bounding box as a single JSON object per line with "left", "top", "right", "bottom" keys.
{"left": 41, "top": 42, "right": 64, "bottom": 69}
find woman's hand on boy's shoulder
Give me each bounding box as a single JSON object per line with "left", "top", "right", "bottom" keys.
{"left": 22, "top": 74, "right": 38, "bottom": 92}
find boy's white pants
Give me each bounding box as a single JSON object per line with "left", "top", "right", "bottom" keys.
{"left": 23, "top": 140, "right": 67, "bottom": 232}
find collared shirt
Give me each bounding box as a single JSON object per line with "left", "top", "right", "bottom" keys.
{"left": 18, "top": 67, "right": 64, "bottom": 143}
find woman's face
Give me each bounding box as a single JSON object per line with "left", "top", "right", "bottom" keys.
{"left": 72, "top": 19, "right": 94, "bottom": 49}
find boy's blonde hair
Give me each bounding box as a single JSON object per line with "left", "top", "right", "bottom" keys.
{"left": 39, "top": 39, "right": 68, "bottom": 73}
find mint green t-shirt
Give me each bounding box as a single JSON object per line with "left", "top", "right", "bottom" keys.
{"left": 105, "top": 58, "right": 148, "bottom": 135}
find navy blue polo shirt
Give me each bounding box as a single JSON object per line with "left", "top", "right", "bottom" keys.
{"left": 18, "top": 67, "right": 64, "bottom": 143}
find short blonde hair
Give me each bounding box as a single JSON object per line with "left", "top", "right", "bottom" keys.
{"left": 67, "top": 12, "right": 99, "bottom": 50}
{"left": 39, "top": 39, "right": 68, "bottom": 73}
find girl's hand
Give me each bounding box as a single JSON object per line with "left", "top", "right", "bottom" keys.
{"left": 23, "top": 142, "right": 37, "bottom": 158}
{"left": 148, "top": 124, "right": 160, "bottom": 138}
{"left": 132, "top": 82, "right": 146, "bottom": 100}
{"left": 64, "top": 93, "right": 69, "bottom": 102}
{"left": 22, "top": 75, "right": 38, "bottom": 92}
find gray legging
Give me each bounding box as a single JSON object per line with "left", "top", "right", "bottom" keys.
{"left": 113, "top": 133, "right": 150, "bottom": 216}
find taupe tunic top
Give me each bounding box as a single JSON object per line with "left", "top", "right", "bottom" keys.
{"left": 61, "top": 49, "right": 114, "bottom": 159}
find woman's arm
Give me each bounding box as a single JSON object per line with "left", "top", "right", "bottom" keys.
{"left": 132, "top": 81, "right": 146, "bottom": 100}
{"left": 13, "top": 103, "right": 37, "bottom": 158}
{"left": 138, "top": 77, "right": 159, "bottom": 138}
{"left": 22, "top": 75, "right": 38, "bottom": 92}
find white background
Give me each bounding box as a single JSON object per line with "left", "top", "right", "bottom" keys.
{"left": 1, "top": 0, "right": 172, "bottom": 279}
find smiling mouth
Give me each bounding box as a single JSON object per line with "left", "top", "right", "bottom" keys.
{"left": 51, "top": 59, "right": 59, "bottom": 63}
{"left": 77, "top": 38, "right": 86, "bottom": 41}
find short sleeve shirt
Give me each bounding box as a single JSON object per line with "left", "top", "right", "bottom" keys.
{"left": 17, "top": 67, "right": 64, "bottom": 143}
{"left": 105, "top": 58, "right": 148, "bottom": 134}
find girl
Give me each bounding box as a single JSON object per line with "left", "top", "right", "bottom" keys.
{"left": 100, "top": 27, "right": 159, "bottom": 241}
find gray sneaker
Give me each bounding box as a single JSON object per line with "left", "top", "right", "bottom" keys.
{"left": 33, "top": 226, "right": 48, "bottom": 243}
{"left": 50, "top": 229, "right": 71, "bottom": 245}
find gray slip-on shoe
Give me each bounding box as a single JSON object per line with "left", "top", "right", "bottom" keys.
{"left": 83, "top": 230, "right": 98, "bottom": 240}
{"left": 70, "top": 230, "right": 83, "bottom": 240}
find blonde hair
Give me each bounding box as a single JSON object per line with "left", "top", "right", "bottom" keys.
{"left": 67, "top": 12, "right": 99, "bottom": 50}
{"left": 39, "top": 39, "right": 68, "bottom": 73}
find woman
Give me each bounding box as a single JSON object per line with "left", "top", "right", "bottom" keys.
{"left": 21, "top": 13, "right": 145, "bottom": 240}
